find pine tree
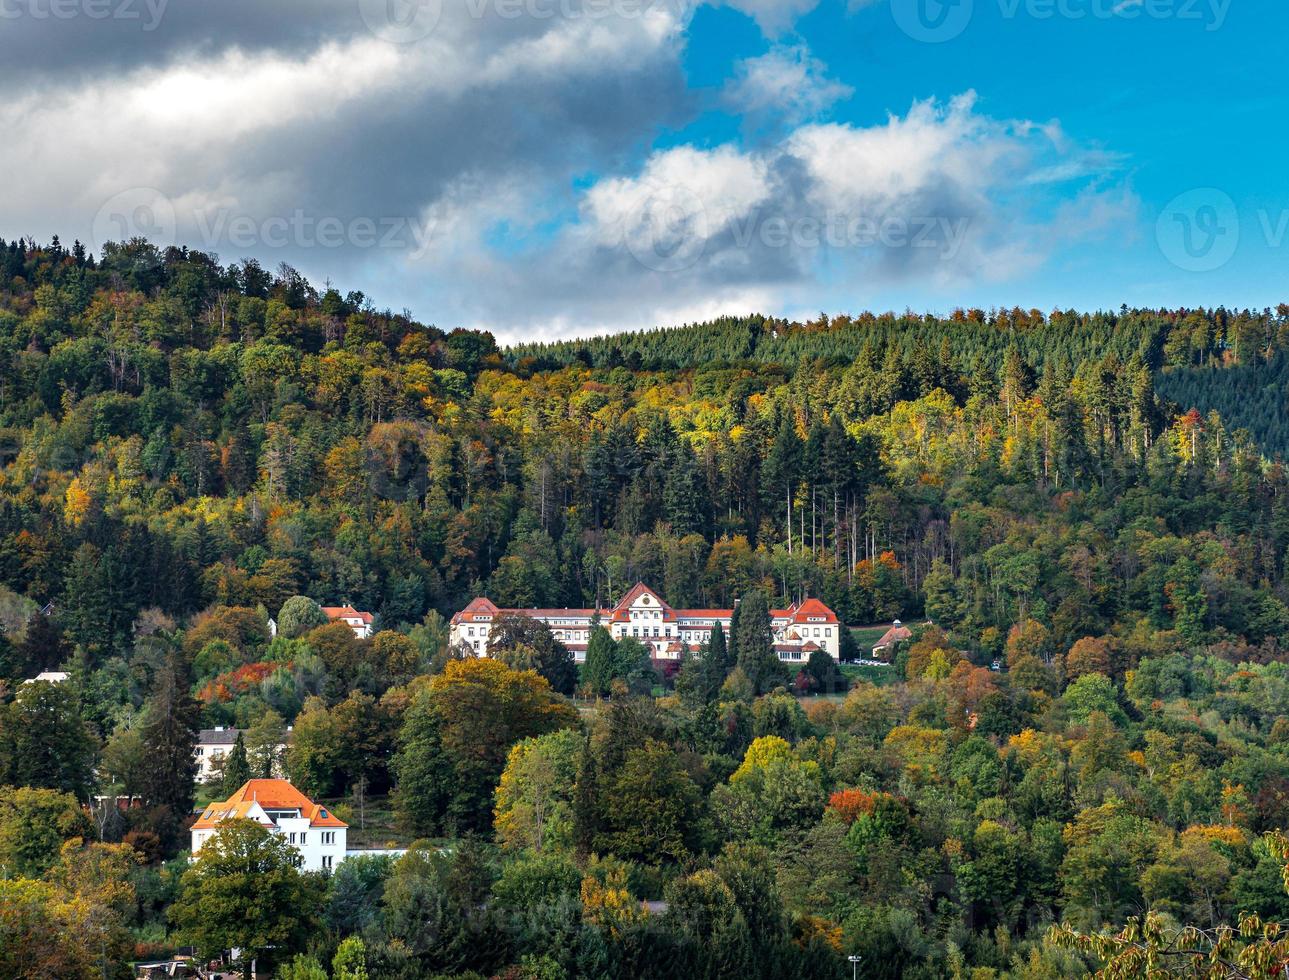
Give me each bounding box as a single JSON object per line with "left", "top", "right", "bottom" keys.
{"left": 138, "top": 653, "right": 201, "bottom": 818}
{"left": 734, "top": 590, "right": 782, "bottom": 694}
{"left": 222, "top": 732, "right": 251, "bottom": 794}
{"left": 572, "top": 736, "right": 600, "bottom": 862}
{"left": 583, "top": 625, "right": 617, "bottom": 697}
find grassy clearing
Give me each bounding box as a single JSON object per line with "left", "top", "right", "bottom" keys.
{"left": 850, "top": 625, "right": 890, "bottom": 651}
{"left": 318, "top": 795, "right": 419, "bottom": 850}
{"left": 840, "top": 662, "right": 901, "bottom": 687}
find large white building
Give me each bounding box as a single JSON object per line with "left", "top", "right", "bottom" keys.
{"left": 191, "top": 779, "right": 348, "bottom": 872}
{"left": 450, "top": 582, "right": 843, "bottom": 663}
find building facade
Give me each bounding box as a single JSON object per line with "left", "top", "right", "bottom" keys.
{"left": 191, "top": 779, "right": 347, "bottom": 872}
{"left": 322, "top": 605, "right": 375, "bottom": 639}
{"left": 195, "top": 727, "right": 290, "bottom": 783}
{"left": 450, "top": 582, "right": 842, "bottom": 663}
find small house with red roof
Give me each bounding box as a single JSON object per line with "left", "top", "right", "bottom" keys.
{"left": 322, "top": 605, "right": 374, "bottom": 639}
{"left": 450, "top": 583, "right": 842, "bottom": 663}
{"left": 872, "top": 621, "right": 913, "bottom": 660}
{"left": 191, "top": 779, "right": 347, "bottom": 871}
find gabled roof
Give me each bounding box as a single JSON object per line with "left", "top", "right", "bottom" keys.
{"left": 873, "top": 624, "right": 913, "bottom": 649}
{"left": 198, "top": 728, "right": 241, "bottom": 745}
{"left": 192, "top": 779, "right": 347, "bottom": 831}
{"left": 772, "top": 598, "right": 840, "bottom": 624}
{"left": 322, "top": 606, "right": 373, "bottom": 625}
{"left": 610, "top": 583, "right": 675, "bottom": 621}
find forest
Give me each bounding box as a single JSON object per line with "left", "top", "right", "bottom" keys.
{"left": 3, "top": 235, "right": 1289, "bottom": 978}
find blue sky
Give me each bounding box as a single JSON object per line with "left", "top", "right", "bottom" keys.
{"left": 2, "top": 0, "right": 1284, "bottom": 339}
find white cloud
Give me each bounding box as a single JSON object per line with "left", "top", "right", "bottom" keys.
{"left": 724, "top": 45, "right": 853, "bottom": 124}
{"left": 714, "top": 0, "right": 822, "bottom": 35}
{"left": 403, "top": 93, "right": 1136, "bottom": 337}
{"left": 0, "top": 3, "right": 689, "bottom": 256}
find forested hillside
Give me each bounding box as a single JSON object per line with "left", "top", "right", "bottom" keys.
{"left": 4, "top": 236, "right": 1289, "bottom": 978}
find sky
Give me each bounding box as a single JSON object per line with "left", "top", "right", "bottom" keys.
{"left": 2, "top": 0, "right": 1284, "bottom": 342}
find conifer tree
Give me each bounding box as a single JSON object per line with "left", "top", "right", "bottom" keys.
{"left": 222, "top": 732, "right": 251, "bottom": 794}
{"left": 734, "top": 590, "right": 782, "bottom": 694}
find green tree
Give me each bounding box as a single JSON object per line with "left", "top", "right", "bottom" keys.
{"left": 582, "top": 625, "right": 617, "bottom": 697}
{"left": 734, "top": 590, "right": 782, "bottom": 694}
{"left": 0, "top": 683, "right": 96, "bottom": 799}
{"left": 494, "top": 728, "right": 584, "bottom": 854}
{"left": 0, "top": 786, "right": 93, "bottom": 877}
{"left": 244, "top": 708, "right": 286, "bottom": 779}
{"left": 221, "top": 732, "right": 251, "bottom": 794}
{"left": 138, "top": 654, "right": 201, "bottom": 818}
{"left": 487, "top": 613, "right": 577, "bottom": 696}
{"left": 596, "top": 739, "right": 704, "bottom": 864}
{"left": 170, "top": 820, "right": 325, "bottom": 978}
{"left": 277, "top": 595, "right": 328, "bottom": 639}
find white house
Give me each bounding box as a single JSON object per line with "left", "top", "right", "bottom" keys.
{"left": 450, "top": 582, "right": 843, "bottom": 663}
{"left": 22, "top": 670, "right": 69, "bottom": 685}
{"left": 195, "top": 727, "right": 290, "bottom": 783}
{"left": 871, "top": 621, "right": 913, "bottom": 660}
{"left": 322, "top": 605, "right": 375, "bottom": 639}
{"left": 191, "top": 779, "right": 348, "bottom": 872}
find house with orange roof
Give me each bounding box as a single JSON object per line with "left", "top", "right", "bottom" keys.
{"left": 191, "top": 778, "right": 347, "bottom": 872}
{"left": 872, "top": 621, "right": 914, "bottom": 660}
{"left": 321, "top": 605, "right": 375, "bottom": 639}
{"left": 450, "top": 583, "right": 843, "bottom": 663}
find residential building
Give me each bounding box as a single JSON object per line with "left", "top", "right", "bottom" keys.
{"left": 195, "top": 727, "right": 289, "bottom": 782}
{"left": 450, "top": 582, "right": 843, "bottom": 663}
{"left": 872, "top": 621, "right": 913, "bottom": 659}
{"left": 322, "top": 605, "right": 374, "bottom": 639}
{"left": 22, "top": 670, "right": 69, "bottom": 685}
{"left": 191, "top": 779, "right": 347, "bottom": 872}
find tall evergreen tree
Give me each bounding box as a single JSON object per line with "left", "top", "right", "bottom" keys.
{"left": 139, "top": 653, "right": 201, "bottom": 818}
{"left": 733, "top": 590, "right": 782, "bottom": 694}
{"left": 582, "top": 625, "right": 618, "bottom": 697}
{"left": 221, "top": 732, "right": 251, "bottom": 794}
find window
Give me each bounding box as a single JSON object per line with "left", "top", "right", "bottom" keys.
{"left": 288, "top": 832, "right": 297, "bottom": 843}
{"left": 298, "top": 833, "right": 306, "bottom": 845}
{"left": 322, "top": 855, "right": 333, "bottom": 870}
{"left": 322, "top": 831, "right": 335, "bottom": 845}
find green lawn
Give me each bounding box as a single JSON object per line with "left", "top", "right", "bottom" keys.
{"left": 850, "top": 625, "right": 890, "bottom": 651}
{"left": 840, "top": 662, "right": 900, "bottom": 687}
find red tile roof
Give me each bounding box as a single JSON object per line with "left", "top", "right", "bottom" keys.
{"left": 322, "top": 606, "right": 373, "bottom": 625}
{"left": 192, "top": 779, "right": 347, "bottom": 831}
